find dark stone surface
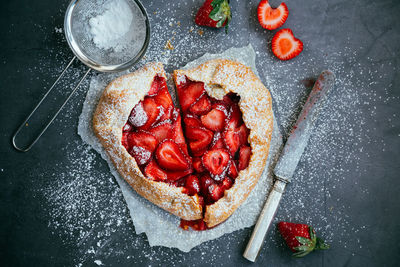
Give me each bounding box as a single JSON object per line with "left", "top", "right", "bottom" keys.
{"left": 1, "top": 0, "right": 399, "bottom": 266}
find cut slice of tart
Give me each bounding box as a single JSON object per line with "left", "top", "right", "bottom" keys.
{"left": 93, "top": 59, "right": 273, "bottom": 230}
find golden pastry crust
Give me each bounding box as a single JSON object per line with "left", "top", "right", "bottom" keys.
{"left": 174, "top": 59, "right": 273, "bottom": 227}
{"left": 93, "top": 62, "right": 203, "bottom": 221}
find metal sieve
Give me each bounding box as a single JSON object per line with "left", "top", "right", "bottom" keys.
{"left": 12, "top": 0, "right": 150, "bottom": 152}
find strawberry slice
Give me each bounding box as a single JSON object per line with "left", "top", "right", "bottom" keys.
{"left": 149, "top": 122, "right": 172, "bottom": 143}
{"left": 223, "top": 129, "right": 240, "bottom": 155}
{"left": 211, "top": 132, "right": 225, "bottom": 150}
{"left": 202, "top": 148, "right": 230, "bottom": 176}
{"left": 170, "top": 112, "right": 185, "bottom": 145}
{"left": 237, "top": 124, "right": 250, "bottom": 145}
{"left": 128, "top": 131, "right": 158, "bottom": 152}
{"left": 122, "top": 132, "right": 129, "bottom": 148}
{"left": 222, "top": 177, "right": 233, "bottom": 190}
{"left": 130, "top": 146, "right": 152, "bottom": 166}
{"left": 201, "top": 108, "right": 226, "bottom": 131}
{"left": 158, "top": 106, "right": 173, "bottom": 122}
{"left": 166, "top": 168, "right": 193, "bottom": 181}
{"left": 185, "top": 127, "right": 213, "bottom": 155}
{"left": 129, "top": 102, "right": 148, "bottom": 128}
{"left": 122, "top": 123, "right": 133, "bottom": 132}
{"left": 153, "top": 86, "right": 173, "bottom": 110}
{"left": 271, "top": 28, "right": 303, "bottom": 61}
{"left": 148, "top": 75, "right": 163, "bottom": 96}
{"left": 199, "top": 174, "right": 214, "bottom": 196}
{"left": 208, "top": 183, "right": 224, "bottom": 202}
{"left": 193, "top": 157, "right": 206, "bottom": 172}
{"left": 156, "top": 140, "right": 190, "bottom": 171}
{"left": 228, "top": 160, "right": 238, "bottom": 178}
{"left": 178, "top": 82, "right": 205, "bottom": 112}
{"left": 189, "top": 94, "right": 212, "bottom": 115}
{"left": 238, "top": 145, "right": 251, "bottom": 170}
{"left": 257, "top": 0, "right": 289, "bottom": 30}
{"left": 227, "top": 104, "right": 242, "bottom": 130}
{"left": 138, "top": 97, "right": 160, "bottom": 130}
{"left": 184, "top": 115, "right": 203, "bottom": 128}
{"left": 145, "top": 160, "right": 167, "bottom": 181}
{"left": 185, "top": 175, "right": 201, "bottom": 195}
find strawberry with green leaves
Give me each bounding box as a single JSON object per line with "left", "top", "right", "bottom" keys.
{"left": 277, "top": 222, "right": 329, "bottom": 257}
{"left": 195, "top": 0, "right": 232, "bottom": 33}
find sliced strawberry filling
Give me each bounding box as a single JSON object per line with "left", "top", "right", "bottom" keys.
{"left": 121, "top": 75, "right": 252, "bottom": 231}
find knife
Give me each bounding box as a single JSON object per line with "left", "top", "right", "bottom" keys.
{"left": 243, "top": 70, "right": 335, "bottom": 262}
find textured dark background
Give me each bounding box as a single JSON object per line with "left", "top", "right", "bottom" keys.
{"left": 1, "top": 0, "right": 400, "bottom": 266}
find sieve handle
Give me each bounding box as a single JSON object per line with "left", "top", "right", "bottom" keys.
{"left": 12, "top": 56, "right": 91, "bottom": 152}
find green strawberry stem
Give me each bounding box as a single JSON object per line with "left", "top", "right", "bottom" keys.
{"left": 209, "top": 0, "right": 231, "bottom": 33}
{"left": 293, "top": 226, "right": 330, "bottom": 258}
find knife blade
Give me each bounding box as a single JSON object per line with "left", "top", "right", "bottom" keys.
{"left": 243, "top": 70, "right": 335, "bottom": 262}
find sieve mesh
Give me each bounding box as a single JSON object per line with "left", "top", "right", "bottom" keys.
{"left": 68, "top": 0, "right": 147, "bottom": 67}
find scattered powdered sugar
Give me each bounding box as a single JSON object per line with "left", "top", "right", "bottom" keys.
{"left": 89, "top": 0, "right": 134, "bottom": 52}
{"left": 33, "top": 2, "right": 399, "bottom": 264}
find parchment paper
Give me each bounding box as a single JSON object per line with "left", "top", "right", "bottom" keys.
{"left": 78, "top": 44, "right": 282, "bottom": 252}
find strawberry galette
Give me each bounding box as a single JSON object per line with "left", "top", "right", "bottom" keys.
{"left": 93, "top": 59, "right": 273, "bottom": 230}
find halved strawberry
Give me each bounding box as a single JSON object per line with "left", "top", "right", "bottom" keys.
{"left": 149, "top": 122, "right": 172, "bottom": 143}
{"left": 228, "top": 160, "right": 238, "bottom": 178}
{"left": 185, "top": 175, "right": 201, "bottom": 195}
{"left": 122, "top": 132, "right": 129, "bottom": 148}
{"left": 227, "top": 104, "right": 242, "bottom": 130}
{"left": 237, "top": 124, "right": 250, "bottom": 145}
{"left": 223, "top": 129, "right": 240, "bottom": 155}
{"left": 170, "top": 113, "right": 186, "bottom": 146}
{"left": 201, "top": 108, "right": 226, "bottom": 131}
{"left": 129, "top": 102, "right": 148, "bottom": 128}
{"left": 166, "top": 168, "right": 193, "bottom": 181}
{"left": 189, "top": 94, "right": 211, "bottom": 115}
{"left": 257, "top": 0, "right": 289, "bottom": 30}
{"left": 138, "top": 97, "right": 160, "bottom": 130}
{"left": 211, "top": 132, "right": 225, "bottom": 150}
{"left": 222, "top": 177, "right": 233, "bottom": 190}
{"left": 202, "top": 148, "right": 230, "bottom": 176}
{"left": 123, "top": 123, "right": 133, "bottom": 132}
{"left": 148, "top": 75, "right": 163, "bottom": 96}
{"left": 158, "top": 106, "right": 173, "bottom": 122}
{"left": 208, "top": 183, "right": 224, "bottom": 202}
{"left": 271, "top": 28, "right": 303, "bottom": 61}
{"left": 153, "top": 86, "right": 173, "bottom": 110}
{"left": 238, "top": 145, "right": 251, "bottom": 170}
{"left": 130, "top": 146, "right": 152, "bottom": 166}
{"left": 156, "top": 140, "right": 190, "bottom": 171}
{"left": 178, "top": 82, "right": 205, "bottom": 112}
{"left": 193, "top": 157, "right": 206, "bottom": 172}
{"left": 184, "top": 115, "right": 203, "bottom": 128}
{"left": 199, "top": 174, "right": 214, "bottom": 196}
{"left": 185, "top": 127, "right": 213, "bottom": 155}
{"left": 128, "top": 131, "right": 158, "bottom": 152}
{"left": 145, "top": 160, "right": 167, "bottom": 181}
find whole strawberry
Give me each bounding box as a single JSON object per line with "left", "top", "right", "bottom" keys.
{"left": 277, "top": 222, "right": 329, "bottom": 257}
{"left": 195, "top": 0, "right": 231, "bottom": 33}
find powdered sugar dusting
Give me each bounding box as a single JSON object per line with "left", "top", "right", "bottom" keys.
{"left": 33, "top": 2, "right": 398, "bottom": 264}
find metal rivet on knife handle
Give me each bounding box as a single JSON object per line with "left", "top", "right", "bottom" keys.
{"left": 243, "top": 70, "right": 335, "bottom": 262}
